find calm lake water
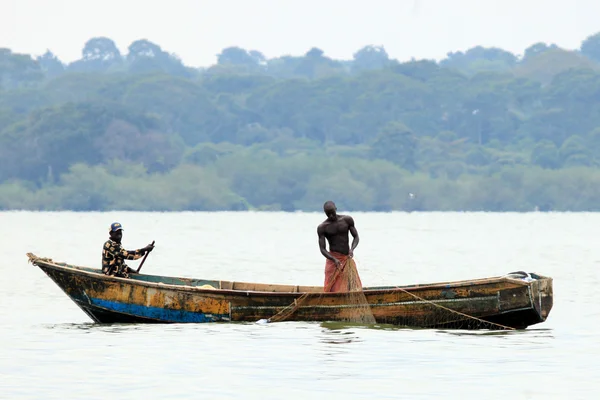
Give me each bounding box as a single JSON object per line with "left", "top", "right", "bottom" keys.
{"left": 1, "top": 211, "right": 598, "bottom": 399}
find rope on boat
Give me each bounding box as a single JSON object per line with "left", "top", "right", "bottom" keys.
{"left": 361, "top": 262, "right": 516, "bottom": 331}
{"left": 385, "top": 284, "right": 516, "bottom": 331}
{"left": 26, "top": 253, "right": 56, "bottom": 265}
{"left": 27, "top": 253, "right": 40, "bottom": 263}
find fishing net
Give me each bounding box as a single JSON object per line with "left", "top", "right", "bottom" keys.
{"left": 327, "top": 257, "right": 376, "bottom": 324}
{"left": 268, "top": 257, "right": 376, "bottom": 325}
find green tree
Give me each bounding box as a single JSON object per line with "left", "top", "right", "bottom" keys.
{"left": 581, "top": 32, "right": 600, "bottom": 62}
{"left": 531, "top": 140, "right": 560, "bottom": 169}
{"left": 0, "top": 48, "right": 44, "bottom": 88}
{"left": 440, "top": 46, "right": 518, "bottom": 75}
{"left": 68, "top": 37, "right": 123, "bottom": 72}
{"left": 370, "top": 122, "right": 417, "bottom": 171}
{"left": 122, "top": 75, "right": 225, "bottom": 145}
{"left": 523, "top": 42, "right": 557, "bottom": 61}
{"left": 560, "top": 135, "right": 591, "bottom": 166}
{"left": 294, "top": 48, "right": 346, "bottom": 79}
{"left": 126, "top": 39, "right": 191, "bottom": 77}
{"left": 352, "top": 45, "right": 391, "bottom": 72}
{"left": 36, "top": 50, "right": 65, "bottom": 78}
{"left": 217, "top": 47, "right": 266, "bottom": 71}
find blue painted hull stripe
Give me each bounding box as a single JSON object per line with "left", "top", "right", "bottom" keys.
{"left": 90, "top": 298, "right": 228, "bottom": 323}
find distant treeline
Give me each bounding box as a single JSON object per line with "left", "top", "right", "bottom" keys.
{"left": 3, "top": 34, "right": 600, "bottom": 211}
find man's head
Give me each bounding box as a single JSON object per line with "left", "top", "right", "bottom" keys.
{"left": 323, "top": 201, "right": 337, "bottom": 221}
{"left": 109, "top": 222, "right": 123, "bottom": 242}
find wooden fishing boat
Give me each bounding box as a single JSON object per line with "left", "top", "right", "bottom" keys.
{"left": 27, "top": 253, "right": 553, "bottom": 330}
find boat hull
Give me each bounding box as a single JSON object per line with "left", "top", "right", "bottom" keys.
{"left": 29, "top": 254, "right": 553, "bottom": 330}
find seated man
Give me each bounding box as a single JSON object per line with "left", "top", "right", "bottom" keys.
{"left": 102, "top": 222, "right": 154, "bottom": 278}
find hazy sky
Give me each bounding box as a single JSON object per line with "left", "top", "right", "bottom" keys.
{"left": 2, "top": 0, "right": 599, "bottom": 67}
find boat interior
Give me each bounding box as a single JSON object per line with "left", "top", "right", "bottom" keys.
{"left": 41, "top": 259, "right": 549, "bottom": 294}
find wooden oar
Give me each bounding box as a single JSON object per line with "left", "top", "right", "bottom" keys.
{"left": 136, "top": 240, "right": 155, "bottom": 273}
{"left": 267, "top": 258, "right": 348, "bottom": 323}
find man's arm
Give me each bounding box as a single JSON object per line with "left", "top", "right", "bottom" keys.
{"left": 119, "top": 245, "right": 146, "bottom": 261}
{"left": 102, "top": 243, "right": 116, "bottom": 274}
{"left": 318, "top": 225, "right": 341, "bottom": 267}
{"left": 346, "top": 216, "right": 359, "bottom": 257}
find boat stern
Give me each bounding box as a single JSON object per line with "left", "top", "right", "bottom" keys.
{"left": 530, "top": 274, "right": 553, "bottom": 322}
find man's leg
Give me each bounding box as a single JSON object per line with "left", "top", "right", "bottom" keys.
{"left": 115, "top": 264, "right": 130, "bottom": 278}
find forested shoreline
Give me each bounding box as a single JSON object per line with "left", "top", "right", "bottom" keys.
{"left": 3, "top": 34, "right": 600, "bottom": 211}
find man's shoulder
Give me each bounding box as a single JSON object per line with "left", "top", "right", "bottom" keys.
{"left": 103, "top": 239, "right": 119, "bottom": 250}
{"left": 340, "top": 214, "right": 355, "bottom": 224}
{"left": 317, "top": 220, "right": 329, "bottom": 231}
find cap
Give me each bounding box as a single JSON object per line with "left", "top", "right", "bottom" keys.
{"left": 109, "top": 222, "right": 124, "bottom": 232}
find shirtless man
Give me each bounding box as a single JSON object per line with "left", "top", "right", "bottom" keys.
{"left": 317, "top": 201, "right": 362, "bottom": 292}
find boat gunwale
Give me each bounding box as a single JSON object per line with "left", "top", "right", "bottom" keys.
{"left": 29, "top": 255, "right": 548, "bottom": 298}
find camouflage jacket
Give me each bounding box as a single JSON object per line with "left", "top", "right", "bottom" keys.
{"left": 102, "top": 239, "right": 145, "bottom": 277}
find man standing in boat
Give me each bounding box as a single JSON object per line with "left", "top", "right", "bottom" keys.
{"left": 102, "top": 222, "right": 154, "bottom": 278}
{"left": 317, "top": 201, "right": 363, "bottom": 292}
